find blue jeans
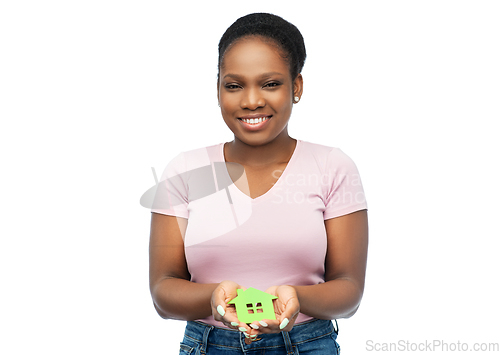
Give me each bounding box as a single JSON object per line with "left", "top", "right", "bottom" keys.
{"left": 179, "top": 318, "right": 340, "bottom": 354}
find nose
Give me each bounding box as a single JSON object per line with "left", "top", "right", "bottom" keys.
{"left": 241, "top": 87, "right": 265, "bottom": 110}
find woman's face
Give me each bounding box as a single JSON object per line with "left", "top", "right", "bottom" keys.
{"left": 218, "top": 36, "right": 302, "bottom": 147}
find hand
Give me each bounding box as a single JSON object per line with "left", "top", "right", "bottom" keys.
{"left": 211, "top": 281, "right": 256, "bottom": 335}
{"left": 246, "top": 285, "right": 300, "bottom": 334}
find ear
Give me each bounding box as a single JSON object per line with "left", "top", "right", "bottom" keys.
{"left": 293, "top": 74, "right": 304, "bottom": 101}
{"left": 217, "top": 77, "right": 220, "bottom": 105}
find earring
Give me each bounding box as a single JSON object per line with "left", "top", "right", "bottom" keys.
{"left": 294, "top": 96, "right": 300, "bottom": 103}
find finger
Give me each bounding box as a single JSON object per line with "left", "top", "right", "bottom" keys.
{"left": 279, "top": 317, "right": 290, "bottom": 330}
{"left": 224, "top": 315, "right": 244, "bottom": 329}
{"left": 211, "top": 303, "right": 225, "bottom": 323}
{"left": 213, "top": 306, "right": 241, "bottom": 328}
{"left": 249, "top": 322, "right": 261, "bottom": 330}
{"left": 243, "top": 332, "right": 259, "bottom": 342}
{"left": 212, "top": 292, "right": 227, "bottom": 311}
{"left": 224, "top": 284, "right": 247, "bottom": 301}
{"left": 252, "top": 319, "right": 280, "bottom": 334}
{"left": 237, "top": 324, "right": 252, "bottom": 334}
{"left": 257, "top": 317, "right": 293, "bottom": 333}
{"left": 277, "top": 310, "right": 299, "bottom": 332}
{"left": 229, "top": 319, "right": 255, "bottom": 335}
{"left": 279, "top": 297, "right": 300, "bottom": 323}
{"left": 217, "top": 305, "right": 226, "bottom": 317}
{"left": 221, "top": 320, "right": 240, "bottom": 329}
{"left": 229, "top": 321, "right": 241, "bottom": 329}
{"left": 258, "top": 320, "right": 269, "bottom": 328}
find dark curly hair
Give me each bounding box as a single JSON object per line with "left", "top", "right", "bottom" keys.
{"left": 218, "top": 13, "right": 306, "bottom": 80}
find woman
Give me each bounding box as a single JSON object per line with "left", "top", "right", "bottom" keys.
{"left": 149, "top": 12, "right": 368, "bottom": 354}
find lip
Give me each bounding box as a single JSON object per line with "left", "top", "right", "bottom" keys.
{"left": 239, "top": 113, "right": 273, "bottom": 120}
{"left": 237, "top": 114, "right": 272, "bottom": 131}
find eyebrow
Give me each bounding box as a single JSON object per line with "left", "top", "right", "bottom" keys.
{"left": 223, "top": 72, "right": 285, "bottom": 80}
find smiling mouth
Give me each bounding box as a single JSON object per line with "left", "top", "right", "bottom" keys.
{"left": 238, "top": 116, "right": 272, "bottom": 125}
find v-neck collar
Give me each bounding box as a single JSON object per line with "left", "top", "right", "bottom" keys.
{"left": 219, "top": 140, "right": 302, "bottom": 202}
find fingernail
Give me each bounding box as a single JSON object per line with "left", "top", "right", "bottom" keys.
{"left": 250, "top": 334, "right": 257, "bottom": 338}
{"left": 279, "top": 318, "right": 289, "bottom": 329}
{"left": 259, "top": 321, "right": 268, "bottom": 327}
{"left": 217, "top": 305, "right": 225, "bottom": 317}
{"left": 244, "top": 332, "right": 250, "bottom": 338}
{"left": 231, "top": 322, "right": 239, "bottom": 327}
{"left": 250, "top": 324, "right": 259, "bottom": 329}
{"left": 239, "top": 327, "right": 247, "bottom": 332}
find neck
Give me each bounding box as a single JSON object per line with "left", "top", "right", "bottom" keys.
{"left": 225, "top": 131, "right": 297, "bottom": 167}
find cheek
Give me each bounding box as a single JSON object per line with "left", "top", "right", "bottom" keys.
{"left": 272, "top": 92, "right": 293, "bottom": 112}
{"left": 219, "top": 93, "right": 238, "bottom": 112}
{"left": 219, "top": 96, "right": 238, "bottom": 127}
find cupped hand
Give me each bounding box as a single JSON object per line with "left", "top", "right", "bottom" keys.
{"left": 246, "top": 285, "right": 300, "bottom": 334}
{"left": 211, "top": 281, "right": 256, "bottom": 336}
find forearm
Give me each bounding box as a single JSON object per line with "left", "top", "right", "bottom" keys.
{"left": 151, "top": 277, "right": 218, "bottom": 321}
{"left": 293, "top": 278, "right": 363, "bottom": 320}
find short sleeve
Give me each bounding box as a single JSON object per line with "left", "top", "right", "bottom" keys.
{"left": 323, "top": 148, "right": 367, "bottom": 220}
{"left": 150, "top": 153, "right": 189, "bottom": 219}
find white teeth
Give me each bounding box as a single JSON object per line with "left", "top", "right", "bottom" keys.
{"left": 242, "top": 117, "right": 269, "bottom": 124}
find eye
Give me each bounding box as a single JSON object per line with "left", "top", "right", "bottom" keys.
{"left": 225, "top": 83, "right": 241, "bottom": 90}
{"left": 264, "top": 81, "right": 281, "bottom": 88}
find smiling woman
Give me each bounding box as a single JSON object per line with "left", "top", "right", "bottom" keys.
{"left": 149, "top": 12, "right": 368, "bottom": 354}
{"left": 218, "top": 36, "right": 301, "bottom": 147}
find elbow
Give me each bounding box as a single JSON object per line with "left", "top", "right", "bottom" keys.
{"left": 153, "top": 302, "right": 170, "bottom": 319}
{"left": 341, "top": 284, "right": 364, "bottom": 318}
{"left": 150, "top": 281, "right": 195, "bottom": 321}
{"left": 343, "top": 303, "right": 361, "bottom": 319}
{"left": 332, "top": 278, "right": 364, "bottom": 319}
{"left": 327, "top": 302, "right": 360, "bottom": 320}
{"left": 152, "top": 301, "right": 201, "bottom": 322}
{"left": 152, "top": 300, "right": 187, "bottom": 320}
{"left": 150, "top": 281, "right": 180, "bottom": 320}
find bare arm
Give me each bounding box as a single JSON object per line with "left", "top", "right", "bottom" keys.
{"left": 294, "top": 209, "right": 369, "bottom": 319}
{"left": 251, "top": 209, "right": 368, "bottom": 334}
{"left": 149, "top": 213, "right": 218, "bottom": 320}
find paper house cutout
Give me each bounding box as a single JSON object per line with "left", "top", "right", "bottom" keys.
{"left": 228, "top": 288, "right": 277, "bottom": 324}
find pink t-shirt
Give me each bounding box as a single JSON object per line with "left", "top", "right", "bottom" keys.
{"left": 152, "top": 139, "right": 367, "bottom": 326}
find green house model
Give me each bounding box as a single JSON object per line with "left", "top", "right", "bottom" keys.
{"left": 228, "top": 288, "right": 278, "bottom": 324}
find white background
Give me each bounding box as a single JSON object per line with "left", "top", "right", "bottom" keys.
{"left": 1, "top": 1, "right": 499, "bottom": 354}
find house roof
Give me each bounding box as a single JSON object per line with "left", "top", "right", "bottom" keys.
{"left": 227, "top": 288, "right": 278, "bottom": 304}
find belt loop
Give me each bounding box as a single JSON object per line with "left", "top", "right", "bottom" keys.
{"left": 199, "top": 324, "right": 213, "bottom": 355}
{"left": 333, "top": 319, "right": 339, "bottom": 334}
{"left": 281, "top": 331, "right": 295, "bottom": 354}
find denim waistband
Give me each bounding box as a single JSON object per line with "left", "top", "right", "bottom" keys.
{"left": 183, "top": 318, "right": 338, "bottom": 353}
